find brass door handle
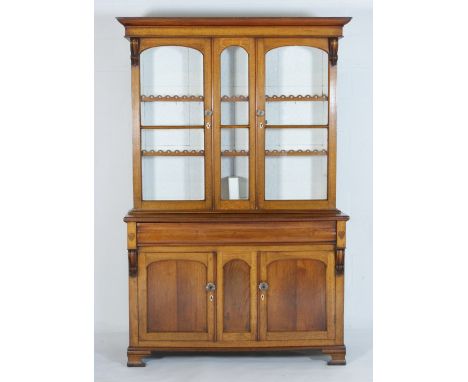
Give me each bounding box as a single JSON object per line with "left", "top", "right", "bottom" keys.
{"left": 206, "top": 282, "right": 216, "bottom": 292}
{"left": 258, "top": 282, "right": 269, "bottom": 291}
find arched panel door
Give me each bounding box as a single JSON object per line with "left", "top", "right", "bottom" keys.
{"left": 216, "top": 250, "right": 257, "bottom": 341}
{"left": 257, "top": 38, "right": 335, "bottom": 210}
{"left": 136, "top": 38, "right": 213, "bottom": 210}
{"left": 258, "top": 249, "right": 336, "bottom": 341}
{"left": 137, "top": 251, "right": 215, "bottom": 342}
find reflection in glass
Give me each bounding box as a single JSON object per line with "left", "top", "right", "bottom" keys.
{"left": 221, "top": 156, "right": 249, "bottom": 200}
{"left": 140, "top": 46, "right": 203, "bottom": 96}
{"left": 265, "top": 128, "right": 327, "bottom": 151}
{"left": 142, "top": 129, "right": 204, "bottom": 151}
{"left": 265, "top": 156, "right": 327, "bottom": 200}
{"left": 142, "top": 157, "right": 204, "bottom": 200}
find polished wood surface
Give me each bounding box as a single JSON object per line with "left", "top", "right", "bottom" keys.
{"left": 119, "top": 17, "right": 351, "bottom": 367}
{"left": 147, "top": 260, "right": 207, "bottom": 332}
{"left": 137, "top": 221, "right": 336, "bottom": 244}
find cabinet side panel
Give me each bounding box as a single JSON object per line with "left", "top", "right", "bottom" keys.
{"left": 223, "top": 260, "right": 251, "bottom": 332}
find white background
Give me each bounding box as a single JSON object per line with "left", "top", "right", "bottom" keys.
{"left": 95, "top": 0, "right": 373, "bottom": 336}
{"left": 2, "top": 0, "right": 468, "bottom": 381}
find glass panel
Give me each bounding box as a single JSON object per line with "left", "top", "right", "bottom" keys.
{"left": 221, "top": 102, "right": 249, "bottom": 125}
{"left": 221, "top": 46, "right": 248, "bottom": 96}
{"left": 265, "top": 128, "right": 327, "bottom": 151}
{"left": 221, "top": 46, "right": 249, "bottom": 125}
{"left": 142, "top": 156, "right": 204, "bottom": 200}
{"left": 142, "top": 129, "right": 204, "bottom": 151}
{"left": 140, "top": 46, "right": 203, "bottom": 96}
{"left": 141, "top": 102, "right": 204, "bottom": 126}
{"left": 265, "top": 156, "right": 327, "bottom": 200}
{"left": 221, "top": 156, "right": 249, "bottom": 200}
{"left": 265, "top": 46, "right": 328, "bottom": 125}
{"left": 221, "top": 128, "right": 249, "bottom": 152}
{"left": 265, "top": 102, "right": 328, "bottom": 125}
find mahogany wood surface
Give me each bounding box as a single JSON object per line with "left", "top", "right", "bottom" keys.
{"left": 119, "top": 17, "right": 351, "bottom": 367}
{"left": 223, "top": 260, "right": 251, "bottom": 332}
{"left": 137, "top": 221, "right": 336, "bottom": 245}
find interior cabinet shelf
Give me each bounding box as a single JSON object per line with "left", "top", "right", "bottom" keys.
{"left": 265, "top": 125, "right": 328, "bottom": 129}
{"left": 221, "top": 150, "right": 249, "bottom": 157}
{"left": 141, "top": 150, "right": 205, "bottom": 156}
{"left": 265, "top": 95, "right": 328, "bottom": 102}
{"left": 265, "top": 149, "right": 328, "bottom": 156}
{"left": 140, "top": 95, "right": 204, "bottom": 102}
{"left": 221, "top": 95, "right": 249, "bottom": 102}
{"left": 220, "top": 125, "right": 250, "bottom": 129}
{"left": 140, "top": 125, "right": 204, "bottom": 130}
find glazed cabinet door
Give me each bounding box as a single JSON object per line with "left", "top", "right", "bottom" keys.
{"left": 137, "top": 251, "right": 215, "bottom": 341}
{"left": 258, "top": 249, "right": 336, "bottom": 341}
{"left": 257, "top": 38, "right": 335, "bottom": 210}
{"left": 213, "top": 38, "right": 256, "bottom": 209}
{"left": 216, "top": 250, "right": 257, "bottom": 341}
{"left": 137, "top": 38, "right": 213, "bottom": 210}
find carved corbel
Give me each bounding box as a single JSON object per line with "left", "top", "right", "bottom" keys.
{"left": 130, "top": 38, "right": 140, "bottom": 66}
{"left": 128, "top": 249, "right": 138, "bottom": 277}
{"left": 335, "top": 248, "right": 345, "bottom": 275}
{"left": 329, "top": 37, "right": 338, "bottom": 66}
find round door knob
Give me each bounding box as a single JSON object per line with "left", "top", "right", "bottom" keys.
{"left": 206, "top": 282, "right": 216, "bottom": 292}
{"left": 258, "top": 282, "right": 269, "bottom": 291}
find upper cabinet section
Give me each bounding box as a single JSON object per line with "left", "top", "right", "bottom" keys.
{"left": 117, "top": 18, "right": 350, "bottom": 211}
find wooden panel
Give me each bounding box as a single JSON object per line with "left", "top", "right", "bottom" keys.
{"left": 259, "top": 250, "right": 335, "bottom": 341}
{"left": 267, "top": 259, "right": 326, "bottom": 331}
{"left": 137, "top": 221, "right": 336, "bottom": 245}
{"left": 147, "top": 260, "right": 207, "bottom": 332}
{"left": 223, "top": 260, "right": 250, "bottom": 332}
{"left": 138, "top": 252, "right": 215, "bottom": 342}
{"left": 216, "top": 250, "right": 257, "bottom": 342}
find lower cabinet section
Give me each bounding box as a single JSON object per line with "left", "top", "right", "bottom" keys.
{"left": 135, "top": 245, "right": 337, "bottom": 346}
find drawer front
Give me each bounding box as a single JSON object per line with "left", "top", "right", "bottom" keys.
{"left": 137, "top": 221, "right": 336, "bottom": 245}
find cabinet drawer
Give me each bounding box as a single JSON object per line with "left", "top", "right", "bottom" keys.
{"left": 137, "top": 221, "right": 336, "bottom": 245}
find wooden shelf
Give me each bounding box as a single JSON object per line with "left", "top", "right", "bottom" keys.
{"left": 141, "top": 95, "right": 204, "bottom": 102}
{"left": 141, "top": 150, "right": 205, "bottom": 156}
{"left": 221, "top": 95, "right": 249, "bottom": 102}
{"left": 221, "top": 150, "right": 249, "bottom": 157}
{"left": 266, "top": 125, "right": 328, "bottom": 129}
{"left": 265, "top": 149, "right": 327, "bottom": 156}
{"left": 265, "top": 95, "right": 328, "bottom": 102}
{"left": 140, "top": 125, "right": 204, "bottom": 130}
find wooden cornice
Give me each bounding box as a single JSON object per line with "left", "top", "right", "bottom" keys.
{"left": 117, "top": 17, "right": 352, "bottom": 27}
{"left": 116, "top": 17, "right": 352, "bottom": 38}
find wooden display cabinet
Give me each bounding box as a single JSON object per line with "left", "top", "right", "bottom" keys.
{"left": 117, "top": 17, "right": 351, "bottom": 367}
